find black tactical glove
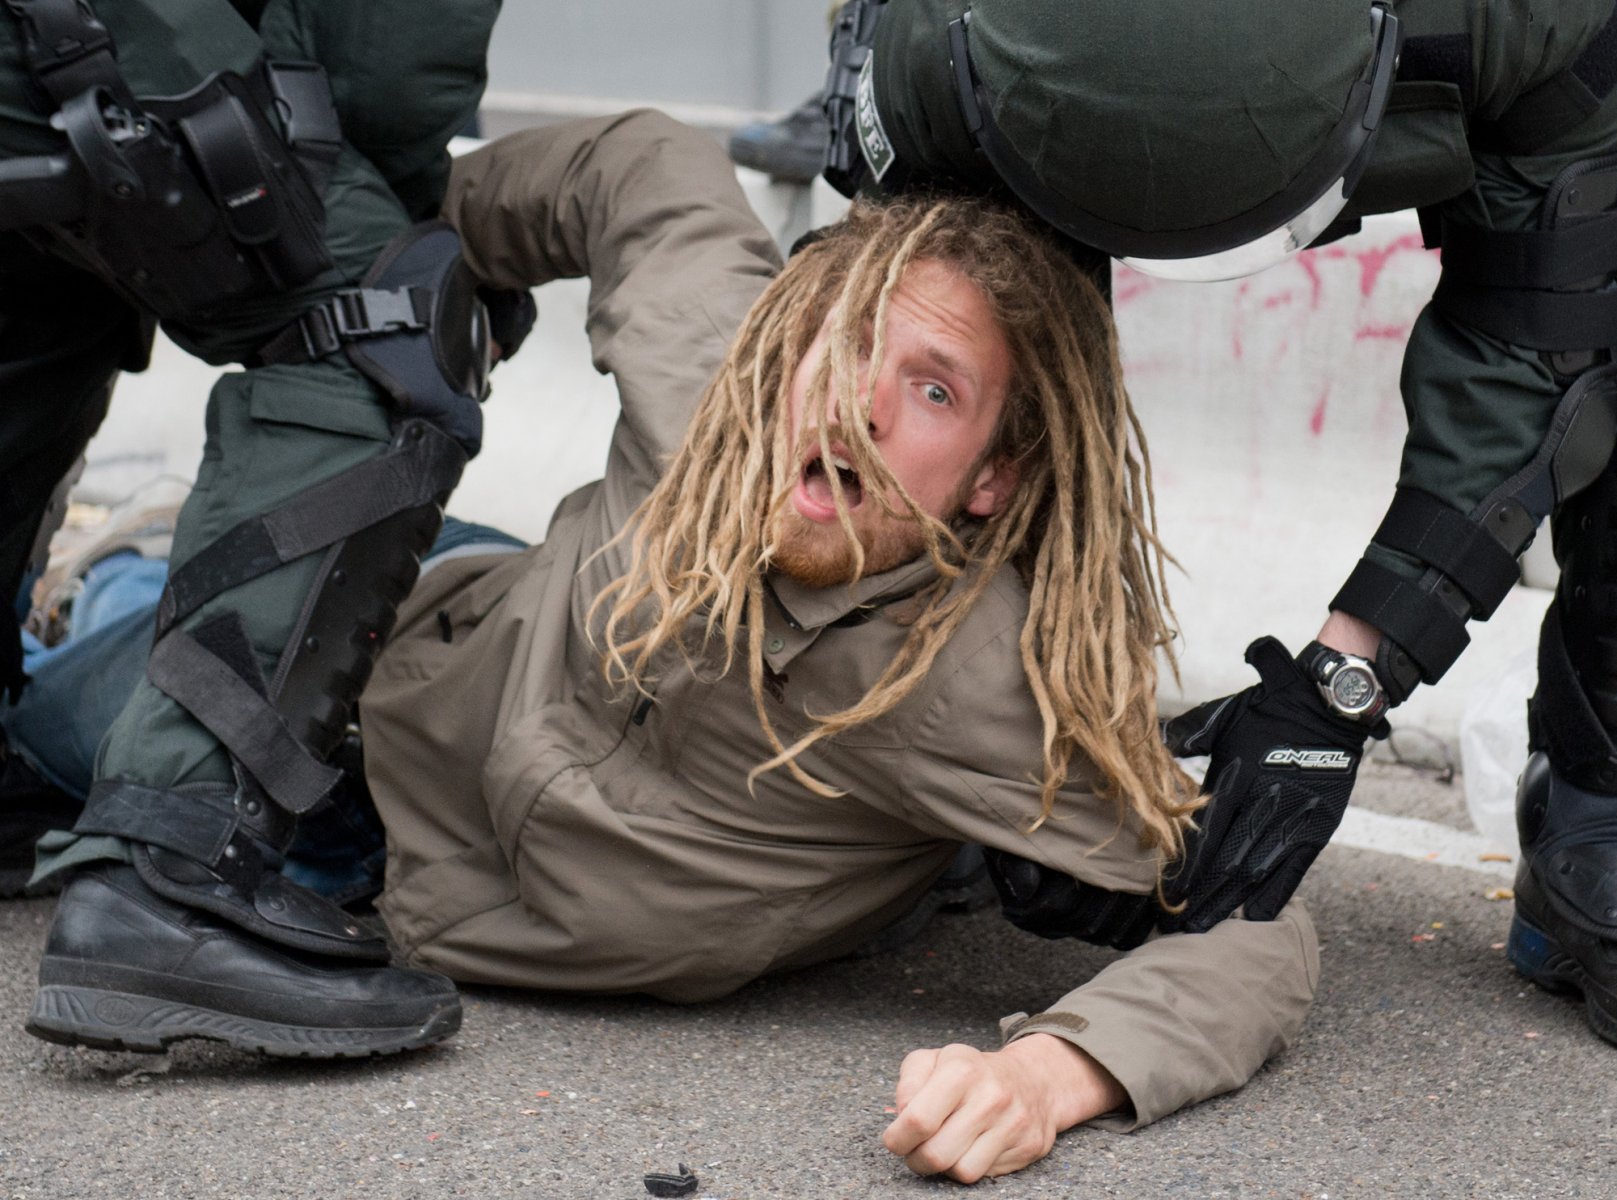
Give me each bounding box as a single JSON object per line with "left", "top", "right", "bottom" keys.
{"left": 983, "top": 848, "right": 1157, "bottom": 951}
{"left": 479, "top": 286, "right": 537, "bottom": 363}
{"left": 1161, "top": 636, "right": 1387, "bottom": 931}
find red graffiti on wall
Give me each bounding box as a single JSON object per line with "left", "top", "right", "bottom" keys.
{"left": 1115, "top": 232, "right": 1438, "bottom": 439}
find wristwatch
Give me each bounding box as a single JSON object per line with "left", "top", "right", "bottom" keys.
{"left": 1299, "top": 642, "right": 1389, "bottom": 725}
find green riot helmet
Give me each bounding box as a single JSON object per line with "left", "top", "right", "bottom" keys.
{"left": 862, "top": 0, "right": 1401, "bottom": 282}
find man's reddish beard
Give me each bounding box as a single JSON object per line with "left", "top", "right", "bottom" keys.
{"left": 768, "top": 502, "right": 931, "bottom": 588}
{"left": 768, "top": 452, "right": 992, "bottom": 588}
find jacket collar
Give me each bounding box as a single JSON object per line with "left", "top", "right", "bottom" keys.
{"left": 766, "top": 556, "right": 941, "bottom": 631}
{"left": 759, "top": 557, "right": 942, "bottom": 673}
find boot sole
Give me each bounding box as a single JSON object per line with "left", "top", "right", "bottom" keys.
{"left": 1507, "top": 910, "right": 1617, "bottom": 1045}
{"left": 26, "top": 983, "right": 460, "bottom": 1059}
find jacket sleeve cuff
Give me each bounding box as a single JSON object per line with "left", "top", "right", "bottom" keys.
{"left": 998, "top": 899, "right": 1320, "bottom": 1130}
{"left": 997, "top": 1010, "right": 1143, "bottom": 1131}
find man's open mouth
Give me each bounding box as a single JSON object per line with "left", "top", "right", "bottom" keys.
{"left": 802, "top": 450, "right": 864, "bottom": 510}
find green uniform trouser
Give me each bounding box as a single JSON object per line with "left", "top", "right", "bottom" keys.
{"left": 0, "top": 0, "right": 498, "bottom": 857}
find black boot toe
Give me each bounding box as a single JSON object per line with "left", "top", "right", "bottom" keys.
{"left": 27, "top": 864, "right": 460, "bottom": 1057}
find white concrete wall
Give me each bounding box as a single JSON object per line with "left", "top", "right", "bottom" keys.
{"left": 1109, "top": 215, "right": 1551, "bottom": 748}
{"left": 77, "top": 182, "right": 1547, "bottom": 751}
{"left": 484, "top": 0, "right": 830, "bottom": 126}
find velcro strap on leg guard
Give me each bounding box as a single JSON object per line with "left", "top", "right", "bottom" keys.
{"left": 134, "top": 844, "right": 387, "bottom": 961}
{"left": 1331, "top": 558, "right": 1471, "bottom": 684}
{"left": 146, "top": 621, "right": 341, "bottom": 815}
{"left": 155, "top": 420, "right": 464, "bottom": 636}
{"left": 74, "top": 780, "right": 253, "bottom": 864}
{"left": 266, "top": 503, "right": 445, "bottom": 757}
{"left": 1369, "top": 488, "right": 1524, "bottom": 618}
{"left": 126, "top": 424, "right": 460, "bottom": 855}
{"left": 75, "top": 781, "right": 386, "bottom": 959}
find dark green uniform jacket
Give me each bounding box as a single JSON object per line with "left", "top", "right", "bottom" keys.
{"left": 1335, "top": 0, "right": 1617, "bottom": 520}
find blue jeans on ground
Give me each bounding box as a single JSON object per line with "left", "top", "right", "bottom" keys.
{"left": 2, "top": 517, "right": 525, "bottom": 902}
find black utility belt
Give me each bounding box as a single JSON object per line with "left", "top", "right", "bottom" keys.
{"left": 2, "top": 0, "right": 340, "bottom": 320}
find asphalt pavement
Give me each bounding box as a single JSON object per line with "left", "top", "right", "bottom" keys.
{"left": 0, "top": 761, "right": 1612, "bottom": 1199}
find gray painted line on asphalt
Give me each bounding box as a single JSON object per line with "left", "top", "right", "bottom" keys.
{"left": 1332, "top": 806, "right": 1515, "bottom": 878}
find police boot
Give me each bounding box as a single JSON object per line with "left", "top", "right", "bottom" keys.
{"left": 729, "top": 94, "right": 829, "bottom": 183}
{"left": 21, "top": 427, "right": 466, "bottom": 1054}
{"left": 26, "top": 430, "right": 462, "bottom": 1056}
{"left": 1508, "top": 752, "right": 1617, "bottom": 1043}
{"left": 29, "top": 861, "right": 458, "bottom": 1056}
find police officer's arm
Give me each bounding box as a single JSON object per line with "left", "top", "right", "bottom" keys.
{"left": 1320, "top": 5, "right": 1617, "bottom": 674}
{"left": 1165, "top": 4, "right": 1617, "bottom": 931}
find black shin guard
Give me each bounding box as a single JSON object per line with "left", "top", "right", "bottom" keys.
{"left": 1530, "top": 449, "right": 1617, "bottom": 792}
{"left": 1513, "top": 453, "right": 1617, "bottom": 1040}
{"left": 72, "top": 220, "right": 481, "bottom": 959}
{"left": 74, "top": 420, "right": 463, "bottom": 959}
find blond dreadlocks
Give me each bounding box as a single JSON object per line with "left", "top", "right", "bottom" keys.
{"left": 591, "top": 196, "right": 1201, "bottom": 865}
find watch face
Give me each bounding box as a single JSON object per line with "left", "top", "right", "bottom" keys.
{"left": 1331, "top": 665, "right": 1377, "bottom": 713}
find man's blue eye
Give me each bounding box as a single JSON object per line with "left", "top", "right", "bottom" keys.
{"left": 924, "top": 383, "right": 951, "bottom": 405}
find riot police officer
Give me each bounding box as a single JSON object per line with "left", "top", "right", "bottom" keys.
{"left": 0, "top": 0, "right": 502, "bottom": 1055}
{"left": 817, "top": 0, "right": 1617, "bottom": 1045}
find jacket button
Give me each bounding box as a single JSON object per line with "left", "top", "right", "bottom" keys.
{"left": 766, "top": 636, "right": 785, "bottom": 654}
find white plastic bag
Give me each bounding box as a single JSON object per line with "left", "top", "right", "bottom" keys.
{"left": 1458, "top": 650, "right": 1535, "bottom": 855}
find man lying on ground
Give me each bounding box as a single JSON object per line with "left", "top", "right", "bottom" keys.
{"left": 7, "top": 113, "right": 1317, "bottom": 1182}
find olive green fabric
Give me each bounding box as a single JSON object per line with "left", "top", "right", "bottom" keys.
{"left": 1343, "top": 80, "right": 1475, "bottom": 219}
{"left": 0, "top": 0, "right": 495, "bottom": 846}
{"left": 1386, "top": 0, "right": 1617, "bottom": 518}
{"left": 256, "top": 1, "right": 500, "bottom": 221}
{"left": 869, "top": 0, "right": 998, "bottom": 194}
{"left": 872, "top": 0, "right": 1371, "bottom": 233}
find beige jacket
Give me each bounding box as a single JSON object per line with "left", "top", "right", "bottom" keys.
{"left": 362, "top": 111, "right": 1319, "bottom": 1129}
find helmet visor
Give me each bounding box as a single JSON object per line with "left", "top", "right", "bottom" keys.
{"left": 1120, "top": 179, "right": 1352, "bottom": 282}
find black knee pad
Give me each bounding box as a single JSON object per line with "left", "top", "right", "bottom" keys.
{"left": 256, "top": 222, "right": 490, "bottom": 455}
